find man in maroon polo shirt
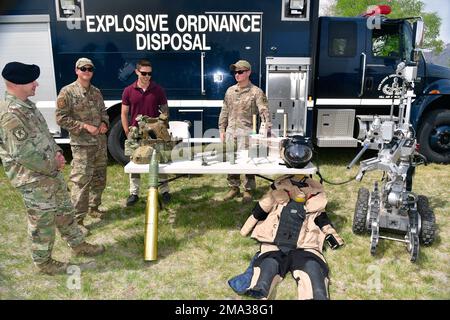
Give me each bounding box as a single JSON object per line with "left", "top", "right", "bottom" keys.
{"left": 121, "top": 59, "right": 170, "bottom": 207}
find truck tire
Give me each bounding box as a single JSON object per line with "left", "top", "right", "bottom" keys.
{"left": 417, "top": 195, "right": 436, "bottom": 246}
{"left": 107, "top": 117, "right": 129, "bottom": 165}
{"left": 418, "top": 109, "right": 450, "bottom": 164}
{"left": 353, "top": 187, "right": 370, "bottom": 234}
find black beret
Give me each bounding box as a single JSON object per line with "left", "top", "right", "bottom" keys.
{"left": 1, "top": 61, "right": 40, "bottom": 84}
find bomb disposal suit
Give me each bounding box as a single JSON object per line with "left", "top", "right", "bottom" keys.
{"left": 239, "top": 175, "right": 344, "bottom": 299}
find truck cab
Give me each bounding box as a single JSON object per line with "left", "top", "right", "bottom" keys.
{"left": 314, "top": 13, "right": 450, "bottom": 163}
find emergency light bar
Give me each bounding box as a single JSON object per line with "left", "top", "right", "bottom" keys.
{"left": 361, "top": 5, "right": 391, "bottom": 17}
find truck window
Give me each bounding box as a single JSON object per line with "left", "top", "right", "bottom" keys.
{"left": 402, "top": 23, "right": 414, "bottom": 62}
{"left": 372, "top": 24, "right": 401, "bottom": 58}
{"left": 328, "top": 21, "right": 357, "bottom": 57}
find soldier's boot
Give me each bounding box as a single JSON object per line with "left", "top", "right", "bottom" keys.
{"left": 88, "top": 207, "right": 106, "bottom": 219}
{"left": 126, "top": 194, "right": 139, "bottom": 207}
{"left": 72, "top": 242, "right": 105, "bottom": 257}
{"left": 76, "top": 218, "right": 91, "bottom": 236}
{"left": 223, "top": 187, "right": 240, "bottom": 201}
{"left": 36, "top": 259, "right": 69, "bottom": 276}
{"left": 242, "top": 190, "right": 253, "bottom": 203}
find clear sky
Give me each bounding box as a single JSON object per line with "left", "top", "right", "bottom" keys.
{"left": 319, "top": 0, "right": 450, "bottom": 44}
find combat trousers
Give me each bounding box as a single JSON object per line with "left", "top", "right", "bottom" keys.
{"left": 129, "top": 173, "right": 170, "bottom": 195}
{"left": 226, "top": 130, "right": 256, "bottom": 190}
{"left": 70, "top": 136, "right": 107, "bottom": 221}
{"left": 17, "top": 174, "right": 85, "bottom": 265}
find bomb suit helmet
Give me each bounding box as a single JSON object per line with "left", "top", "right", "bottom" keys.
{"left": 281, "top": 135, "right": 313, "bottom": 168}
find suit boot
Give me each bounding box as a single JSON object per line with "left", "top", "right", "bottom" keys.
{"left": 223, "top": 187, "right": 240, "bottom": 201}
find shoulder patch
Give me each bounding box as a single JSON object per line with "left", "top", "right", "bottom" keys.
{"left": 1, "top": 113, "right": 29, "bottom": 141}
{"left": 57, "top": 96, "right": 66, "bottom": 109}
{"left": 13, "top": 126, "right": 28, "bottom": 141}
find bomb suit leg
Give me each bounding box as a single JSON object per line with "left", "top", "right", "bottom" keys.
{"left": 291, "top": 251, "right": 330, "bottom": 300}
{"left": 247, "top": 252, "right": 285, "bottom": 299}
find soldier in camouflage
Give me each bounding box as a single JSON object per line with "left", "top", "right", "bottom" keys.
{"left": 0, "top": 62, "right": 105, "bottom": 275}
{"left": 56, "top": 58, "right": 109, "bottom": 231}
{"left": 218, "top": 60, "right": 271, "bottom": 202}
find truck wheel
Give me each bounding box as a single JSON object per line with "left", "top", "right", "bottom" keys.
{"left": 417, "top": 195, "right": 436, "bottom": 246}
{"left": 418, "top": 109, "right": 450, "bottom": 164}
{"left": 107, "top": 117, "right": 129, "bottom": 165}
{"left": 353, "top": 187, "right": 370, "bottom": 234}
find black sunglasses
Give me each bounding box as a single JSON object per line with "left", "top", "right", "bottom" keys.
{"left": 234, "top": 69, "right": 248, "bottom": 75}
{"left": 139, "top": 70, "right": 152, "bottom": 76}
{"left": 78, "top": 66, "right": 94, "bottom": 72}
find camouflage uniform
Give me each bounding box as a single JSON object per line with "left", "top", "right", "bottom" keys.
{"left": 0, "top": 92, "right": 85, "bottom": 265}
{"left": 56, "top": 81, "right": 109, "bottom": 221}
{"left": 218, "top": 82, "right": 271, "bottom": 190}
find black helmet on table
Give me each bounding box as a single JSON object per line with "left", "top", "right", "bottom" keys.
{"left": 281, "top": 135, "right": 313, "bottom": 168}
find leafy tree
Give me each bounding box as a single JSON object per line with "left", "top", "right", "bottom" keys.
{"left": 330, "top": 0, "right": 445, "bottom": 53}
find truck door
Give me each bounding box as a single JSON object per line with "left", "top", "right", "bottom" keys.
{"left": 316, "top": 17, "right": 367, "bottom": 103}
{"left": 315, "top": 17, "right": 367, "bottom": 148}
{"left": 361, "top": 21, "right": 404, "bottom": 103}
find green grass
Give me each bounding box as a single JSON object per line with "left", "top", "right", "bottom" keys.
{"left": 0, "top": 148, "right": 449, "bottom": 300}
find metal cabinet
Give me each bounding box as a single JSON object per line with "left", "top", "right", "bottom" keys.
{"left": 265, "top": 57, "right": 311, "bottom": 137}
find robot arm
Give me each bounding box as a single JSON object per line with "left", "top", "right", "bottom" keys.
{"left": 347, "top": 143, "right": 370, "bottom": 169}
{"left": 355, "top": 157, "right": 382, "bottom": 181}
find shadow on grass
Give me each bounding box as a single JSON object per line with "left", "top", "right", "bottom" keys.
{"left": 102, "top": 232, "right": 190, "bottom": 267}
{"left": 93, "top": 226, "right": 219, "bottom": 271}
{"left": 166, "top": 185, "right": 272, "bottom": 229}
{"left": 326, "top": 200, "right": 348, "bottom": 232}
{"left": 87, "top": 183, "right": 266, "bottom": 231}
{"left": 87, "top": 203, "right": 146, "bottom": 230}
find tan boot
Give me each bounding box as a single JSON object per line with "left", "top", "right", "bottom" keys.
{"left": 36, "top": 259, "right": 69, "bottom": 275}
{"left": 242, "top": 190, "right": 253, "bottom": 203}
{"left": 223, "top": 187, "right": 240, "bottom": 201}
{"left": 72, "top": 242, "right": 105, "bottom": 257}
{"left": 88, "top": 207, "right": 106, "bottom": 219}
